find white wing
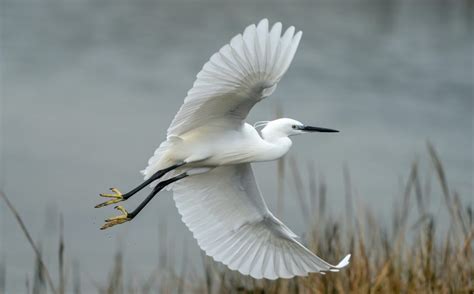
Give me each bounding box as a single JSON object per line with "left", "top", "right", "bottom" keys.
{"left": 172, "top": 164, "right": 351, "bottom": 279}
{"left": 167, "top": 19, "right": 302, "bottom": 137}
{"left": 142, "top": 19, "right": 301, "bottom": 178}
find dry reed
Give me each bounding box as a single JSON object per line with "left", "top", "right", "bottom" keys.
{"left": 1, "top": 143, "right": 473, "bottom": 293}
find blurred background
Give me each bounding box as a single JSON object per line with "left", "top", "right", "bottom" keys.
{"left": 1, "top": 0, "right": 473, "bottom": 292}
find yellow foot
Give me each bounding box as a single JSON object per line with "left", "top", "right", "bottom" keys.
{"left": 95, "top": 188, "right": 124, "bottom": 208}
{"left": 100, "top": 206, "right": 132, "bottom": 230}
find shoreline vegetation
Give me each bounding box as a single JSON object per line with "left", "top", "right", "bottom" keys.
{"left": 1, "top": 143, "right": 473, "bottom": 293}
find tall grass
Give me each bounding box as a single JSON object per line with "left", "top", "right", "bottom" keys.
{"left": 1, "top": 143, "right": 473, "bottom": 293}
{"left": 190, "top": 144, "right": 473, "bottom": 293}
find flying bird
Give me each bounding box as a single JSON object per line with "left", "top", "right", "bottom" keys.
{"left": 96, "top": 19, "right": 350, "bottom": 279}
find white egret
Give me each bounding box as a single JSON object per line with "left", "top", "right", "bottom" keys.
{"left": 96, "top": 19, "right": 350, "bottom": 279}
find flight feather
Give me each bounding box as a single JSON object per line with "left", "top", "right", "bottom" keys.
{"left": 166, "top": 19, "right": 302, "bottom": 137}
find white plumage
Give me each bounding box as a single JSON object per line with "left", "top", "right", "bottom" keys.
{"left": 167, "top": 19, "right": 301, "bottom": 137}
{"left": 173, "top": 164, "right": 350, "bottom": 279}
{"left": 139, "top": 19, "right": 350, "bottom": 279}
{"left": 142, "top": 19, "right": 301, "bottom": 178}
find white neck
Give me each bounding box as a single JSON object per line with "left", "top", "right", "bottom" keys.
{"left": 261, "top": 128, "right": 285, "bottom": 142}
{"left": 256, "top": 129, "right": 293, "bottom": 162}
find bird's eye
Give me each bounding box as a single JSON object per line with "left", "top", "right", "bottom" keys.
{"left": 292, "top": 125, "right": 297, "bottom": 129}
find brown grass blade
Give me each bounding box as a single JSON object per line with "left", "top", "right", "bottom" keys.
{"left": 58, "top": 215, "right": 65, "bottom": 294}
{"left": 0, "top": 191, "right": 57, "bottom": 294}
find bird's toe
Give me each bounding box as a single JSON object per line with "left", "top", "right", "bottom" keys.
{"left": 95, "top": 188, "right": 124, "bottom": 208}
{"left": 99, "top": 206, "right": 131, "bottom": 230}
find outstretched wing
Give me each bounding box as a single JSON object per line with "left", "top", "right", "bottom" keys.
{"left": 172, "top": 164, "right": 351, "bottom": 279}
{"left": 167, "top": 19, "right": 302, "bottom": 137}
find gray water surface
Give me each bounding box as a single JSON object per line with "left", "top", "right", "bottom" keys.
{"left": 1, "top": 0, "right": 473, "bottom": 292}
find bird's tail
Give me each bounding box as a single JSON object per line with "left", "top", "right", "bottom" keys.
{"left": 140, "top": 136, "right": 183, "bottom": 185}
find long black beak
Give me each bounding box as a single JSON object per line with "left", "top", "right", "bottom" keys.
{"left": 299, "top": 125, "right": 339, "bottom": 133}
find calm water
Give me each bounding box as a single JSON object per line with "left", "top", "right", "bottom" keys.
{"left": 1, "top": 0, "right": 473, "bottom": 291}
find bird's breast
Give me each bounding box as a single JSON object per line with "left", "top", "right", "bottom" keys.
{"left": 177, "top": 124, "right": 291, "bottom": 167}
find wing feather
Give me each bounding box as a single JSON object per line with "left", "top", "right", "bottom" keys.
{"left": 172, "top": 164, "right": 350, "bottom": 279}
{"left": 143, "top": 20, "right": 350, "bottom": 278}
{"left": 166, "top": 19, "right": 302, "bottom": 137}
{"left": 143, "top": 20, "right": 302, "bottom": 178}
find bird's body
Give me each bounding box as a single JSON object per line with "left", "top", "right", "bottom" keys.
{"left": 97, "top": 19, "right": 350, "bottom": 279}
{"left": 144, "top": 122, "right": 292, "bottom": 174}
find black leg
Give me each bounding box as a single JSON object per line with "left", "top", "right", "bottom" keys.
{"left": 96, "top": 162, "right": 185, "bottom": 208}
{"left": 122, "top": 162, "right": 185, "bottom": 200}
{"left": 100, "top": 172, "right": 188, "bottom": 230}
{"left": 128, "top": 172, "right": 188, "bottom": 219}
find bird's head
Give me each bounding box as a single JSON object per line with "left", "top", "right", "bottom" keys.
{"left": 259, "top": 118, "right": 338, "bottom": 140}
